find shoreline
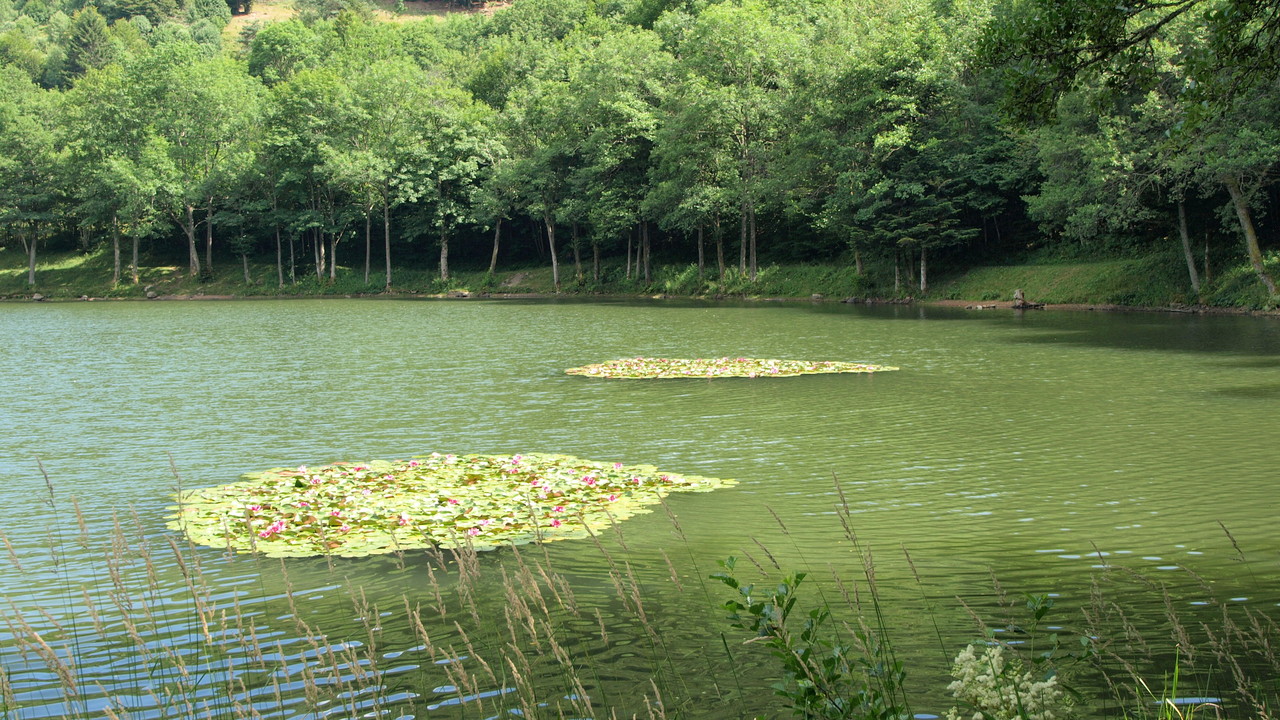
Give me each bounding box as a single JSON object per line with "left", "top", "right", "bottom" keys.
{"left": 11, "top": 289, "right": 1279, "bottom": 317}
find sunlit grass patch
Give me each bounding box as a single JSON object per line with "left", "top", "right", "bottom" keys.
{"left": 565, "top": 357, "right": 900, "bottom": 379}
{"left": 169, "top": 452, "right": 735, "bottom": 557}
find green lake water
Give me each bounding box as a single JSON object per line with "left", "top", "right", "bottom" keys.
{"left": 1, "top": 298, "right": 1278, "bottom": 718}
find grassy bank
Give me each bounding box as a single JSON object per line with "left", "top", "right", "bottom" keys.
{"left": 2, "top": 244, "right": 1277, "bottom": 310}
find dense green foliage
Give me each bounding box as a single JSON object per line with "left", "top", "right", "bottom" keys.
{"left": 1, "top": 0, "right": 1278, "bottom": 305}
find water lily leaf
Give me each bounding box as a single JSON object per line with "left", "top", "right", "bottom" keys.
{"left": 167, "top": 453, "right": 735, "bottom": 559}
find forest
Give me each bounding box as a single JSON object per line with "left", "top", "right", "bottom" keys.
{"left": 0, "top": 0, "right": 1278, "bottom": 306}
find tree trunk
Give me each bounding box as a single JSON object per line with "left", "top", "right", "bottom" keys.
{"left": 25, "top": 224, "right": 37, "bottom": 286}
{"left": 439, "top": 227, "right": 449, "bottom": 281}
{"left": 697, "top": 224, "right": 705, "bottom": 281}
{"left": 276, "top": 225, "right": 284, "bottom": 288}
{"left": 289, "top": 233, "right": 296, "bottom": 284}
{"left": 383, "top": 200, "right": 392, "bottom": 291}
{"left": 739, "top": 203, "right": 747, "bottom": 274}
{"left": 625, "top": 235, "right": 632, "bottom": 279}
{"left": 893, "top": 251, "right": 901, "bottom": 294}
{"left": 111, "top": 216, "right": 121, "bottom": 286}
{"left": 715, "top": 216, "right": 725, "bottom": 280}
{"left": 919, "top": 246, "right": 928, "bottom": 294}
{"left": 571, "top": 223, "right": 582, "bottom": 281}
{"left": 543, "top": 211, "right": 559, "bottom": 291}
{"left": 1177, "top": 199, "right": 1201, "bottom": 298}
{"left": 592, "top": 242, "right": 600, "bottom": 283}
{"left": 204, "top": 201, "right": 215, "bottom": 275}
{"left": 130, "top": 235, "right": 139, "bottom": 284}
{"left": 1223, "top": 176, "right": 1276, "bottom": 296}
{"left": 641, "top": 221, "right": 651, "bottom": 283}
{"left": 329, "top": 231, "right": 338, "bottom": 281}
{"left": 315, "top": 229, "right": 325, "bottom": 279}
{"left": 854, "top": 245, "right": 863, "bottom": 276}
{"left": 184, "top": 204, "right": 200, "bottom": 278}
{"left": 364, "top": 210, "right": 371, "bottom": 285}
{"left": 488, "top": 217, "right": 502, "bottom": 275}
{"left": 242, "top": 253, "right": 251, "bottom": 284}
{"left": 748, "top": 202, "right": 757, "bottom": 282}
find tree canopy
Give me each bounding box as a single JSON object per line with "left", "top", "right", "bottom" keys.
{"left": 0, "top": 0, "right": 1276, "bottom": 305}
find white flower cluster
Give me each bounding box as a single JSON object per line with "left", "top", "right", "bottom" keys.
{"left": 944, "top": 643, "right": 1065, "bottom": 720}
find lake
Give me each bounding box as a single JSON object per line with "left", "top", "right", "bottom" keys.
{"left": 2, "top": 297, "right": 1278, "bottom": 719}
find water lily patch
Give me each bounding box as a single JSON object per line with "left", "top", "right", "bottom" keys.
{"left": 167, "top": 453, "right": 735, "bottom": 558}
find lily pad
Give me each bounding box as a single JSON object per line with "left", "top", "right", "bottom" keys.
{"left": 167, "top": 453, "right": 735, "bottom": 558}
{"left": 565, "top": 357, "right": 899, "bottom": 379}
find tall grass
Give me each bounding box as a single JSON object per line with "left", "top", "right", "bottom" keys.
{"left": 2, "top": 474, "right": 1278, "bottom": 719}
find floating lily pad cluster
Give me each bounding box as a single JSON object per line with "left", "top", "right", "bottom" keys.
{"left": 168, "top": 453, "right": 735, "bottom": 558}
{"left": 565, "top": 357, "right": 899, "bottom": 379}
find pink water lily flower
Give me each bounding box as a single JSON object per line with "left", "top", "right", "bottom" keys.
{"left": 550, "top": 519, "right": 562, "bottom": 528}
{"left": 582, "top": 476, "right": 597, "bottom": 486}
{"left": 467, "top": 528, "right": 481, "bottom": 536}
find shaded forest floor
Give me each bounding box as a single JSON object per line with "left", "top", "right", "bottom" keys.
{"left": 1, "top": 245, "right": 1277, "bottom": 314}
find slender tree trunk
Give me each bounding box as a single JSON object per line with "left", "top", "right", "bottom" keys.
{"left": 626, "top": 236, "right": 632, "bottom": 279}
{"left": 748, "top": 202, "right": 757, "bottom": 282}
{"left": 274, "top": 194, "right": 284, "bottom": 288}
{"left": 111, "top": 216, "right": 121, "bottom": 286}
{"left": 439, "top": 227, "right": 449, "bottom": 281}
{"left": 634, "top": 226, "right": 642, "bottom": 277}
{"left": 184, "top": 204, "right": 200, "bottom": 278}
{"left": 1223, "top": 176, "right": 1276, "bottom": 295}
{"left": 25, "top": 224, "right": 37, "bottom": 286}
{"left": 697, "top": 224, "right": 705, "bottom": 281}
{"left": 276, "top": 225, "right": 284, "bottom": 288}
{"left": 571, "top": 223, "right": 582, "bottom": 281}
{"left": 204, "top": 201, "right": 215, "bottom": 275}
{"left": 894, "top": 250, "right": 901, "bottom": 294}
{"left": 919, "top": 246, "right": 928, "bottom": 294}
{"left": 739, "top": 203, "right": 747, "bottom": 274}
{"left": 592, "top": 242, "right": 600, "bottom": 283}
{"left": 854, "top": 245, "right": 864, "bottom": 276}
{"left": 489, "top": 217, "right": 502, "bottom": 275}
{"left": 242, "top": 254, "right": 251, "bottom": 284}
{"left": 715, "top": 216, "right": 725, "bottom": 280}
{"left": 289, "top": 234, "right": 296, "bottom": 284}
{"left": 364, "top": 210, "right": 371, "bottom": 285}
{"left": 543, "top": 211, "right": 559, "bottom": 291}
{"left": 329, "top": 232, "right": 337, "bottom": 281}
{"left": 315, "top": 229, "right": 324, "bottom": 279}
{"left": 642, "top": 221, "right": 651, "bottom": 283}
{"left": 130, "top": 235, "right": 139, "bottom": 284}
{"left": 383, "top": 200, "right": 392, "bottom": 291}
{"left": 1177, "top": 200, "right": 1201, "bottom": 298}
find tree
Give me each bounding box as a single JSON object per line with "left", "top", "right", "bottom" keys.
{"left": 982, "top": 0, "right": 1280, "bottom": 121}
{"left": 661, "top": 1, "right": 799, "bottom": 281}
{"left": 396, "top": 84, "right": 497, "bottom": 282}
{"left": 63, "top": 6, "right": 116, "bottom": 80}
{"left": 128, "top": 43, "right": 264, "bottom": 279}
{"left": 0, "top": 67, "right": 62, "bottom": 286}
